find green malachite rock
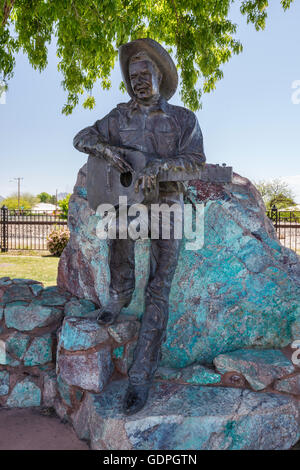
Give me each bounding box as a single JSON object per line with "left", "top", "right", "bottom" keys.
{"left": 113, "top": 346, "right": 124, "bottom": 359}
{"left": 5, "top": 332, "right": 30, "bottom": 360}
{"left": 23, "top": 334, "right": 53, "bottom": 366}
{"left": 29, "top": 283, "right": 44, "bottom": 297}
{"left": 72, "top": 379, "right": 300, "bottom": 450}
{"left": 0, "top": 370, "right": 9, "bottom": 395}
{"left": 2, "top": 284, "right": 33, "bottom": 303}
{"left": 274, "top": 374, "right": 300, "bottom": 395}
{"left": 4, "top": 303, "right": 61, "bottom": 331}
{"left": 6, "top": 379, "right": 41, "bottom": 407}
{"left": 59, "top": 317, "right": 109, "bottom": 351}
{"left": 64, "top": 298, "right": 97, "bottom": 318}
{"left": 292, "top": 320, "right": 300, "bottom": 341}
{"left": 156, "top": 364, "right": 221, "bottom": 385}
{"left": 58, "top": 168, "right": 300, "bottom": 367}
{"left": 214, "top": 349, "right": 295, "bottom": 390}
{"left": 0, "top": 277, "right": 12, "bottom": 287}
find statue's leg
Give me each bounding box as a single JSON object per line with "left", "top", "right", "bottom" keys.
{"left": 128, "top": 236, "right": 181, "bottom": 385}
{"left": 97, "top": 237, "right": 135, "bottom": 325}
{"left": 123, "top": 195, "right": 183, "bottom": 414}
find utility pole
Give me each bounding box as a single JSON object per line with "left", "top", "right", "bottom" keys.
{"left": 13, "top": 177, "right": 23, "bottom": 210}
{"left": 9, "top": 177, "right": 24, "bottom": 210}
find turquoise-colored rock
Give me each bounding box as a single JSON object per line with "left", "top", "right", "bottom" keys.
{"left": 0, "top": 307, "right": 3, "bottom": 321}
{"left": 58, "top": 346, "right": 114, "bottom": 393}
{"left": 292, "top": 320, "right": 300, "bottom": 341}
{"left": 23, "top": 334, "right": 53, "bottom": 366}
{"left": 6, "top": 332, "right": 30, "bottom": 360}
{"left": 4, "top": 303, "right": 62, "bottom": 331}
{"left": 59, "top": 317, "right": 109, "bottom": 351}
{"left": 6, "top": 379, "right": 41, "bottom": 407}
{"left": 214, "top": 349, "right": 295, "bottom": 390}
{"left": 0, "top": 370, "right": 9, "bottom": 395}
{"left": 57, "top": 375, "right": 72, "bottom": 407}
{"left": 2, "top": 284, "right": 33, "bottom": 303}
{"left": 29, "top": 283, "right": 44, "bottom": 296}
{"left": 112, "top": 341, "right": 136, "bottom": 375}
{"left": 156, "top": 364, "right": 221, "bottom": 385}
{"left": 0, "top": 337, "right": 20, "bottom": 366}
{"left": 113, "top": 346, "right": 124, "bottom": 359}
{"left": 64, "top": 298, "right": 97, "bottom": 318}
{"left": 0, "top": 277, "right": 12, "bottom": 287}
{"left": 31, "top": 287, "right": 69, "bottom": 307}
{"left": 75, "top": 379, "right": 300, "bottom": 450}
{"left": 57, "top": 167, "right": 300, "bottom": 367}
{"left": 274, "top": 374, "right": 300, "bottom": 395}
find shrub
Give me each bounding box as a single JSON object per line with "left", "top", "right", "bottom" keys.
{"left": 47, "top": 227, "right": 70, "bottom": 256}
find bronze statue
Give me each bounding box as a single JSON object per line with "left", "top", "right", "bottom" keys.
{"left": 73, "top": 38, "right": 206, "bottom": 415}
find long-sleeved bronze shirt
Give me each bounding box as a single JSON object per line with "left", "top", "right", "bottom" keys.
{"left": 74, "top": 96, "right": 206, "bottom": 194}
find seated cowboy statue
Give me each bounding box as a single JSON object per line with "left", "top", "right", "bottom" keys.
{"left": 73, "top": 38, "right": 206, "bottom": 415}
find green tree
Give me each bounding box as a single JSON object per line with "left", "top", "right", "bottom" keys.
{"left": 2, "top": 196, "right": 31, "bottom": 210}
{"left": 58, "top": 193, "right": 71, "bottom": 220}
{"left": 2, "top": 192, "right": 38, "bottom": 210}
{"left": 0, "top": 0, "right": 294, "bottom": 114}
{"left": 37, "top": 192, "right": 56, "bottom": 204}
{"left": 255, "top": 179, "right": 297, "bottom": 210}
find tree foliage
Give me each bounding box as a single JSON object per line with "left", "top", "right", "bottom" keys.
{"left": 58, "top": 193, "right": 71, "bottom": 220}
{"left": 255, "top": 179, "right": 297, "bottom": 210}
{"left": 37, "top": 191, "right": 56, "bottom": 204}
{"left": 2, "top": 192, "right": 38, "bottom": 209}
{"left": 0, "top": 0, "right": 294, "bottom": 114}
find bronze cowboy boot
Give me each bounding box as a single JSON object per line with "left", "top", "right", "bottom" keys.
{"left": 97, "top": 295, "right": 132, "bottom": 326}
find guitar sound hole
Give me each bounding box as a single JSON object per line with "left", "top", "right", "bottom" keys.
{"left": 120, "top": 171, "right": 133, "bottom": 188}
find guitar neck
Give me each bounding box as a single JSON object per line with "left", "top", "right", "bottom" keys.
{"left": 157, "top": 164, "right": 233, "bottom": 184}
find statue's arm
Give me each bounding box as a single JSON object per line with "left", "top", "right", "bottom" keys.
{"left": 73, "top": 123, "right": 102, "bottom": 155}
{"left": 73, "top": 118, "right": 133, "bottom": 173}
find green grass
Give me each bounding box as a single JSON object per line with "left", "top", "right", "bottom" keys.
{"left": 0, "top": 253, "right": 59, "bottom": 287}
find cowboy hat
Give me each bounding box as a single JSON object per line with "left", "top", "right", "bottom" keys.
{"left": 119, "top": 38, "right": 178, "bottom": 101}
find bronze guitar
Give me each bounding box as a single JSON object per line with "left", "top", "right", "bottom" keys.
{"left": 87, "top": 147, "right": 232, "bottom": 211}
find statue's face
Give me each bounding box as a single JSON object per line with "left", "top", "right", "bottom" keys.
{"left": 129, "top": 60, "right": 161, "bottom": 100}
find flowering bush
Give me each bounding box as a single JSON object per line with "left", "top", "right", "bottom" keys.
{"left": 47, "top": 227, "right": 70, "bottom": 256}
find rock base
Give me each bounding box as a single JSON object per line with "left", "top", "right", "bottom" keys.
{"left": 1, "top": 277, "right": 300, "bottom": 450}
{"left": 70, "top": 379, "right": 300, "bottom": 450}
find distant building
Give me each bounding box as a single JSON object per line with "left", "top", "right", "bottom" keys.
{"left": 279, "top": 205, "right": 300, "bottom": 211}
{"left": 31, "top": 202, "right": 57, "bottom": 213}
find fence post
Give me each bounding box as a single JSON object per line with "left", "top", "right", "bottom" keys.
{"left": 1, "top": 205, "right": 8, "bottom": 252}
{"left": 271, "top": 204, "right": 278, "bottom": 229}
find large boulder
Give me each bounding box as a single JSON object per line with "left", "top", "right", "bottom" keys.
{"left": 70, "top": 379, "right": 300, "bottom": 450}
{"left": 57, "top": 164, "right": 300, "bottom": 367}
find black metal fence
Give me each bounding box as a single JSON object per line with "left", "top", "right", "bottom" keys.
{"left": 267, "top": 209, "right": 300, "bottom": 253}
{"left": 0, "top": 207, "right": 68, "bottom": 252}
{"left": 0, "top": 206, "right": 299, "bottom": 253}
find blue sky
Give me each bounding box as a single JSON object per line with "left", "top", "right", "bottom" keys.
{"left": 1, "top": 0, "right": 300, "bottom": 201}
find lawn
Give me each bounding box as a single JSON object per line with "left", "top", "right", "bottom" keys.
{"left": 0, "top": 253, "right": 59, "bottom": 287}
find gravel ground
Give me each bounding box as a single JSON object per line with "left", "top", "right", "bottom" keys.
{"left": 0, "top": 408, "right": 89, "bottom": 450}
